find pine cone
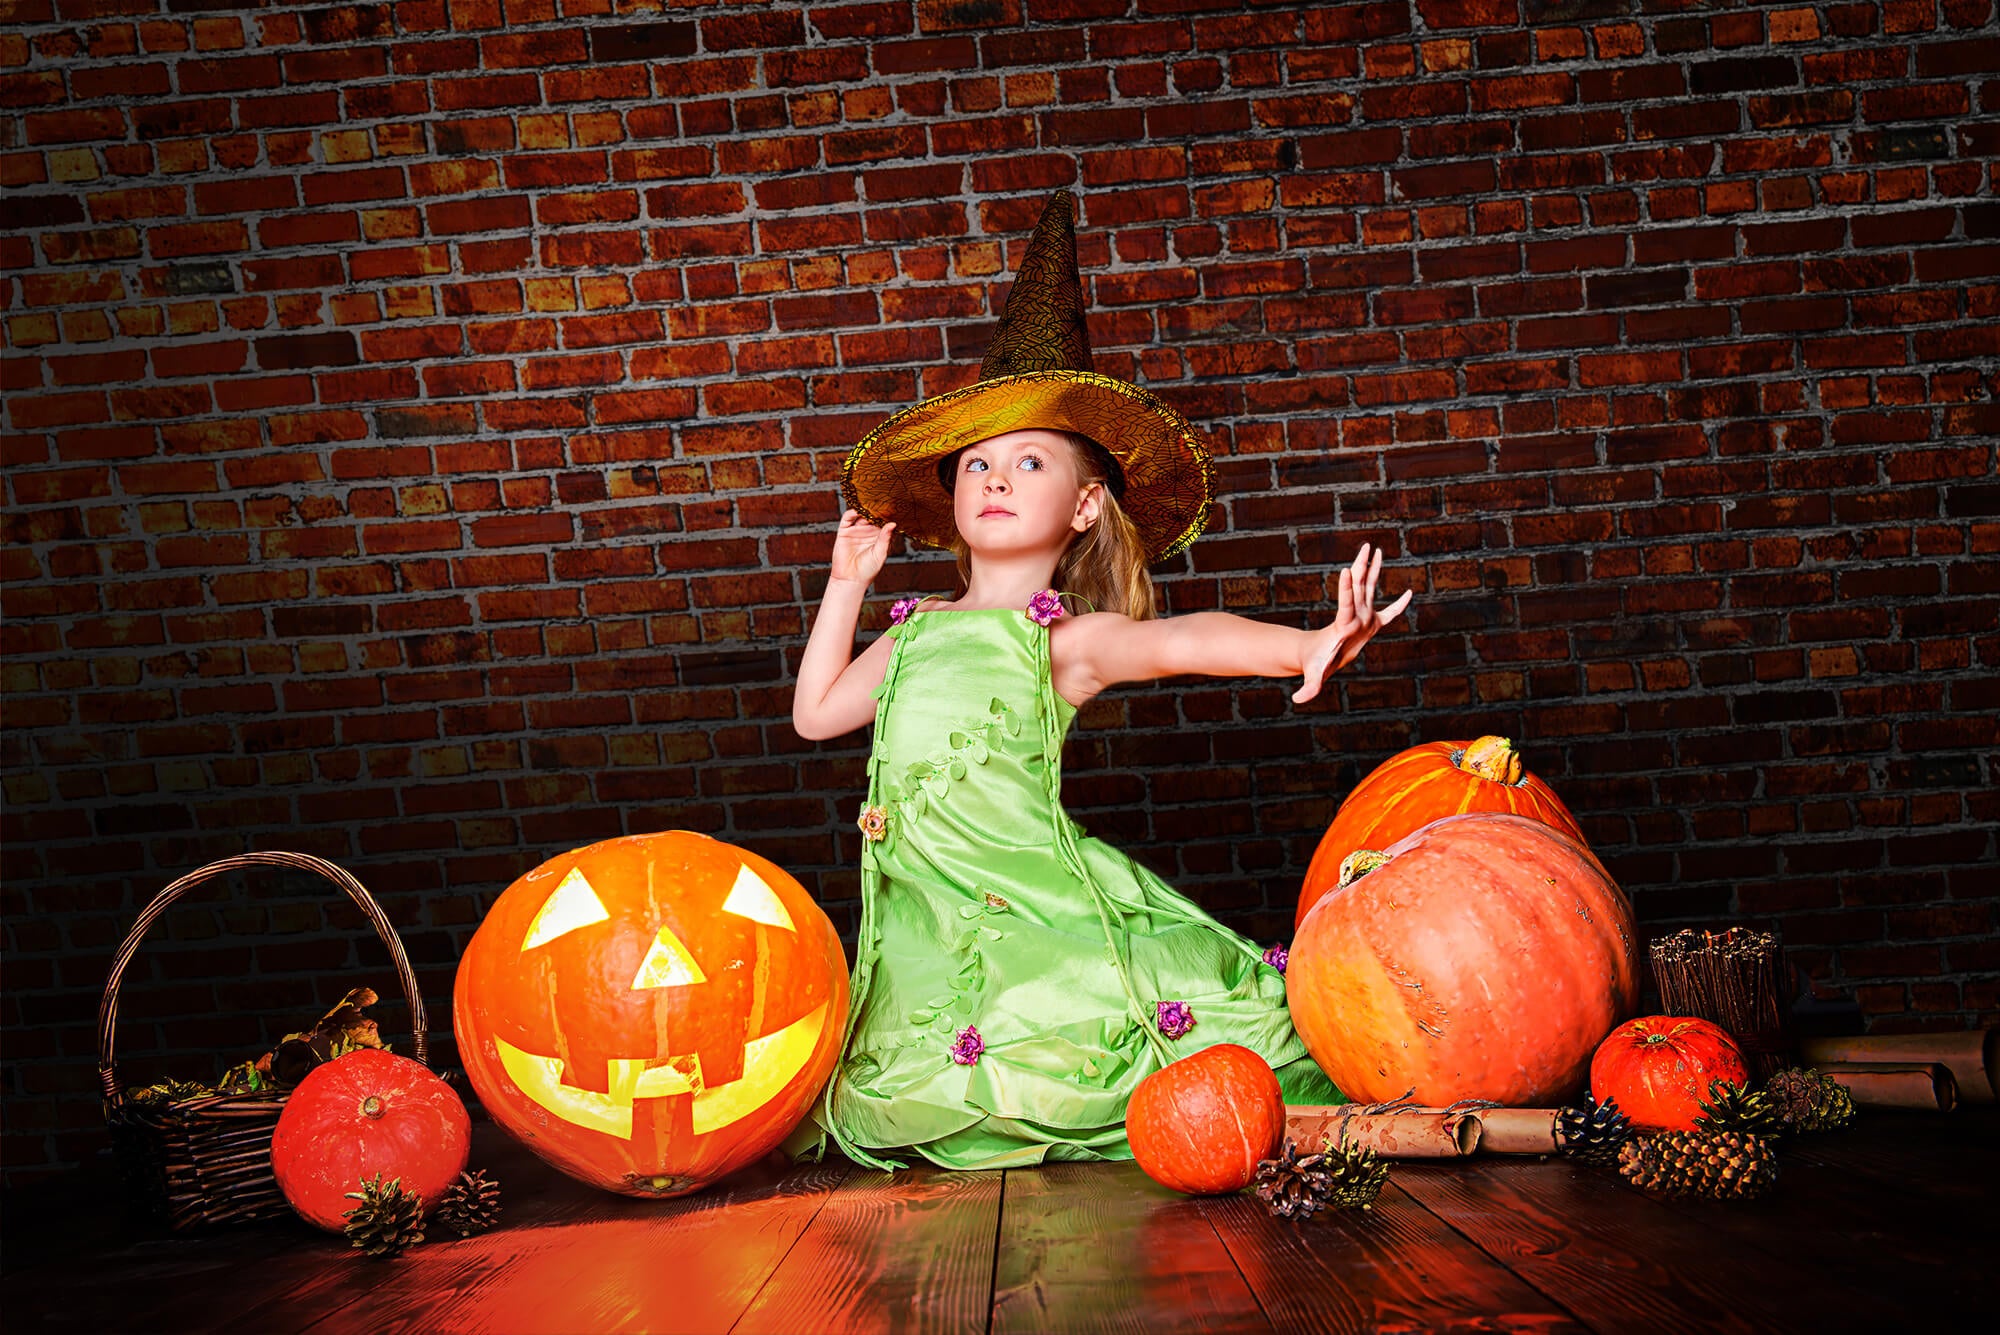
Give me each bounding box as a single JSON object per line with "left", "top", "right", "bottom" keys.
{"left": 1255, "top": 1137, "right": 1390, "bottom": 1219}
{"left": 1695, "top": 1079, "right": 1785, "bottom": 1140}
{"left": 1810, "top": 1078, "right": 1855, "bottom": 1131}
{"left": 1557, "top": 1094, "right": 1633, "bottom": 1166}
{"left": 1618, "top": 1129, "right": 1778, "bottom": 1202}
{"left": 342, "top": 1174, "right": 426, "bottom": 1257}
{"left": 1253, "top": 1140, "right": 1333, "bottom": 1219}
{"left": 1765, "top": 1067, "right": 1857, "bottom": 1134}
{"left": 1319, "top": 1141, "right": 1389, "bottom": 1211}
{"left": 433, "top": 1169, "right": 501, "bottom": 1238}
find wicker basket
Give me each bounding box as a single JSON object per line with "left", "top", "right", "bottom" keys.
{"left": 97, "top": 851, "right": 430, "bottom": 1231}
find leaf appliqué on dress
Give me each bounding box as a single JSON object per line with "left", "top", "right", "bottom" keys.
{"left": 886, "top": 697, "right": 1018, "bottom": 826}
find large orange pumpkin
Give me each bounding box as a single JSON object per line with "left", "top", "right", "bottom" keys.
{"left": 1297, "top": 737, "right": 1586, "bottom": 927}
{"left": 1287, "top": 812, "right": 1638, "bottom": 1107}
{"left": 1126, "top": 1044, "right": 1285, "bottom": 1195}
{"left": 453, "top": 830, "right": 848, "bottom": 1197}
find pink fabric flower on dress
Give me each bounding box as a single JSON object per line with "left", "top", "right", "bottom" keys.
{"left": 950, "top": 1025, "right": 984, "bottom": 1065}
{"left": 1155, "top": 1000, "right": 1195, "bottom": 1039}
{"left": 889, "top": 596, "right": 921, "bottom": 625}
{"left": 1024, "top": 588, "right": 1065, "bottom": 627}
{"left": 1263, "top": 943, "right": 1289, "bottom": 974}
{"left": 857, "top": 805, "right": 887, "bottom": 842}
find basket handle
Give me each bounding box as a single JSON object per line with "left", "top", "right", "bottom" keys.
{"left": 97, "top": 851, "right": 430, "bottom": 1109}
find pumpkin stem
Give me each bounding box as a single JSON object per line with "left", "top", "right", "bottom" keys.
{"left": 1456, "top": 736, "right": 1524, "bottom": 786}
{"left": 1337, "top": 849, "right": 1391, "bottom": 888}
{"left": 360, "top": 1095, "right": 384, "bottom": 1119}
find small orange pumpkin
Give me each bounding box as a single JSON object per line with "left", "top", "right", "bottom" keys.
{"left": 271, "top": 1048, "right": 470, "bottom": 1233}
{"left": 454, "top": 831, "right": 848, "bottom": 1198}
{"left": 1125, "top": 1044, "right": 1286, "bottom": 1195}
{"left": 1590, "top": 1017, "right": 1751, "bottom": 1131}
{"left": 1297, "top": 736, "right": 1586, "bottom": 927}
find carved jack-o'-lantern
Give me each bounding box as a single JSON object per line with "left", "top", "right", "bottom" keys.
{"left": 453, "top": 830, "right": 848, "bottom": 1197}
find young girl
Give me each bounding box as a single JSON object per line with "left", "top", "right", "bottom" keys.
{"left": 781, "top": 192, "right": 1410, "bottom": 1172}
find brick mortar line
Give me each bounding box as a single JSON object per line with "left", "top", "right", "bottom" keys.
{"left": 5, "top": 324, "right": 1991, "bottom": 436}
{"left": 2, "top": 518, "right": 1983, "bottom": 578}
{"left": 5, "top": 660, "right": 1993, "bottom": 750}
{"left": 4, "top": 112, "right": 1978, "bottom": 174}
{"left": 2, "top": 549, "right": 1988, "bottom": 648}
{"left": 4, "top": 425, "right": 1988, "bottom": 509}
{"left": 1, "top": 5, "right": 1983, "bottom": 62}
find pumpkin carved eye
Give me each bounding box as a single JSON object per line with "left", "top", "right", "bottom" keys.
{"left": 721, "top": 864, "right": 795, "bottom": 931}
{"left": 521, "top": 867, "right": 608, "bottom": 949}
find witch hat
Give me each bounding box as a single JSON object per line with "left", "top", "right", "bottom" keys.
{"left": 838, "top": 190, "right": 1213, "bottom": 563}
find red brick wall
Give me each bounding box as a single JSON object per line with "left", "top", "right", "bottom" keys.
{"left": 4, "top": 0, "right": 1996, "bottom": 1180}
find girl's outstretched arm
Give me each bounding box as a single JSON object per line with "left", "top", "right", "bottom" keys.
{"left": 793, "top": 510, "right": 899, "bottom": 741}
{"left": 1055, "top": 543, "right": 1412, "bottom": 705}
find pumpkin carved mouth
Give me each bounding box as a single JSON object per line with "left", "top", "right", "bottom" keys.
{"left": 494, "top": 1002, "right": 829, "bottom": 1141}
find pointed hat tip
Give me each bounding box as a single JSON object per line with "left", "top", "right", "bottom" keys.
{"left": 979, "top": 186, "right": 1090, "bottom": 380}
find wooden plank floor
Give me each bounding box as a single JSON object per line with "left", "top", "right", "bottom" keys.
{"left": 6, "top": 1107, "right": 1994, "bottom": 1334}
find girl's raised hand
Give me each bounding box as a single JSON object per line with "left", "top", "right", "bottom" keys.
{"left": 829, "top": 508, "right": 896, "bottom": 587}
{"left": 1293, "top": 542, "right": 1413, "bottom": 704}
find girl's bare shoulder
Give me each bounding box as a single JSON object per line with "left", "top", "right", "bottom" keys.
{"left": 1049, "top": 610, "right": 1173, "bottom": 703}
{"left": 1048, "top": 609, "right": 1133, "bottom": 649}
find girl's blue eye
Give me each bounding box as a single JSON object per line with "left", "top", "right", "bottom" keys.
{"left": 963, "top": 453, "right": 1040, "bottom": 472}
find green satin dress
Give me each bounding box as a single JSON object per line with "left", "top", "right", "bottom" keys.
{"left": 785, "top": 595, "right": 1343, "bottom": 1171}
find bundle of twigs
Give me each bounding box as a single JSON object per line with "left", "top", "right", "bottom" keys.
{"left": 1650, "top": 927, "right": 1791, "bottom": 1080}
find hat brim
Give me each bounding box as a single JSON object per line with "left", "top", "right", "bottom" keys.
{"left": 839, "top": 370, "right": 1214, "bottom": 564}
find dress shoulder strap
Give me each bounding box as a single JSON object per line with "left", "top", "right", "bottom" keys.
{"left": 1055, "top": 590, "right": 1098, "bottom": 616}
{"left": 887, "top": 592, "right": 948, "bottom": 626}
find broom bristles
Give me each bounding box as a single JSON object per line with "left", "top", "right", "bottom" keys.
{"left": 1650, "top": 927, "right": 1791, "bottom": 1081}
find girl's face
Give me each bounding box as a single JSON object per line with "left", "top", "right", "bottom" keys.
{"left": 949, "top": 429, "right": 1100, "bottom": 556}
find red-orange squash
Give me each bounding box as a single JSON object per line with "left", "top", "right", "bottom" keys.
{"left": 1126, "top": 1043, "right": 1286, "bottom": 1195}
{"left": 1589, "top": 1016, "right": 1750, "bottom": 1131}
{"left": 454, "top": 830, "right": 849, "bottom": 1197}
{"left": 1287, "top": 812, "right": 1639, "bottom": 1107}
{"left": 1297, "top": 737, "right": 1587, "bottom": 927}
{"left": 271, "top": 1048, "right": 471, "bottom": 1233}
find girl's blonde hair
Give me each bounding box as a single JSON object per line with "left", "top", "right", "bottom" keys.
{"left": 943, "top": 431, "right": 1158, "bottom": 620}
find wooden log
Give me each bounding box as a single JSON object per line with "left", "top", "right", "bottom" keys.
{"left": 1286, "top": 1104, "right": 1481, "bottom": 1158}
{"left": 1475, "top": 1108, "right": 1562, "bottom": 1155}
{"left": 1800, "top": 1029, "right": 1996, "bottom": 1103}
{"left": 1816, "top": 1062, "right": 1959, "bottom": 1112}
